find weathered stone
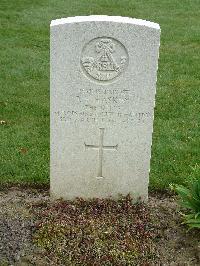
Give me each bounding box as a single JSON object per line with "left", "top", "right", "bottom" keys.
{"left": 50, "top": 15, "right": 160, "bottom": 201}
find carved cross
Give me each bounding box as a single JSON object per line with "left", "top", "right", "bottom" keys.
{"left": 84, "top": 128, "right": 118, "bottom": 179}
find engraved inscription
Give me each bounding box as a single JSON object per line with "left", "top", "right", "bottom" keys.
{"left": 55, "top": 110, "right": 152, "bottom": 124}
{"left": 54, "top": 85, "right": 153, "bottom": 125}
{"left": 85, "top": 128, "right": 118, "bottom": 178}
{"left": 81, "top": 37, "right": 128, "bottom": 82}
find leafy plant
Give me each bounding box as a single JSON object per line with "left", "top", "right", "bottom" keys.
{"left": 172, "top": 172, "right": 200, "bottom": 230}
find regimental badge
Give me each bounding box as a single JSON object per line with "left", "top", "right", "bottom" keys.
{"left": 81, "top": 37, "right": 128, "bottom": 82}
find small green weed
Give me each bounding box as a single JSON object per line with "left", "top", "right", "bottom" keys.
{"left": 172, "top": 167, "right": 200, "bottom": 230}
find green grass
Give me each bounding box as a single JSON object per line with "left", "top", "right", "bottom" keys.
{"left": 0, "top": 0, "right": 199, "bottom": 189}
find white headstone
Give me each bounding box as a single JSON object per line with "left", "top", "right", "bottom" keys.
{"left": 50, "top": 16, "right": 160, "bottom": 201}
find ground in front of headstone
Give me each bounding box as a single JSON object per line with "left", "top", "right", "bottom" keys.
{"left": 0, "top": 188, "right": 199, "bottom": 266}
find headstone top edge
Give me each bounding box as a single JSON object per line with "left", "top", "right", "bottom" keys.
{"left": 50, "top": 15, "right": 160, "bottom": 30}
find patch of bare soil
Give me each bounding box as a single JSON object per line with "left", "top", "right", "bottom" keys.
{"left": 148, "top": 193, "right": 200, "bottom": 265}
{"left": 0, "top": 188, "right": 199, "bottom": 265}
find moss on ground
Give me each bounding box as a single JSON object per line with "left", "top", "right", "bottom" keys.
{"left": 33, "top": 195, "right": 158, "bottom": 265}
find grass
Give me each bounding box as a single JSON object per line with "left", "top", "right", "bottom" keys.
{"left": 0, "top": 0, "right": 199, "bottom": 190}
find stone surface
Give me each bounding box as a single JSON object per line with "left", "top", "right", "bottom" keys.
{"left": 50, "top": 15, "right": 160, "bottom": 201}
